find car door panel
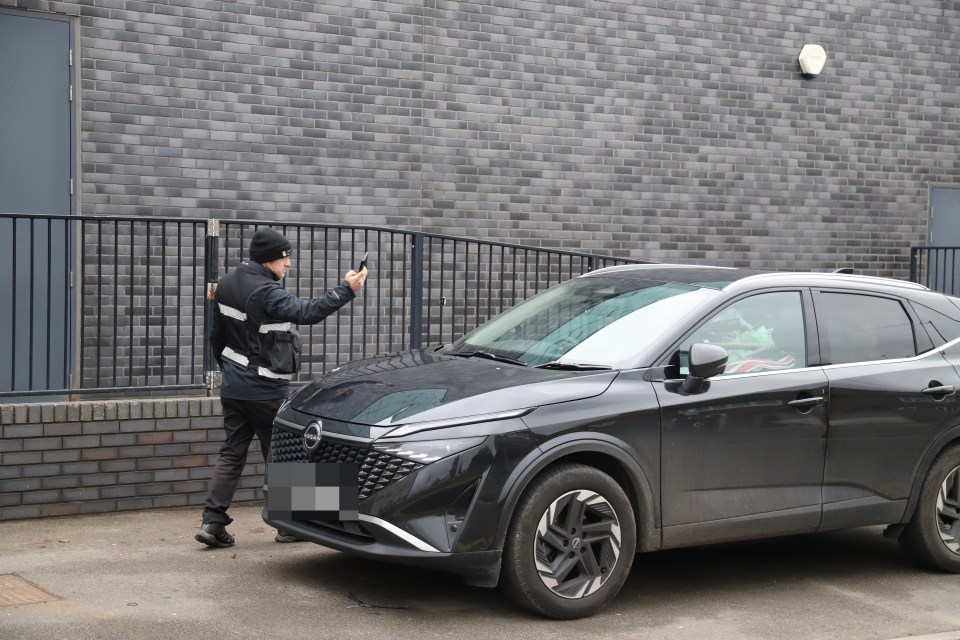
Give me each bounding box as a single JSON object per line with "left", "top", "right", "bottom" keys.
{"left": 821, "top": 353, "right": 960, "bottom": 528}
{"left": 815, "top": 289, "right": 960, "bottom": 530}
{"left": 657, "top": 368, "right": 830, "bottom": 543}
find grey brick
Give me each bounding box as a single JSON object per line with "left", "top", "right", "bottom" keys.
{"left": 4, "top": 424, "right": 43, "bottom": 439}
{"left": 44, "top": 422, "right": 83, "bottom": 437}
{"left": 82, "top": 421, "right": 121, "bottom": 435}
{"left": 0, "top": 505, "right": 42, "bottom": 519}
{"left": 42, "top": 449, "right": 83, "bottom": 464}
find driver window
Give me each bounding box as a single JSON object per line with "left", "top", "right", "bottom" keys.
{"left": 680, "top": 291, "right": 806, "bottom": 376}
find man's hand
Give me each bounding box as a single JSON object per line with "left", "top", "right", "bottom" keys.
{"left": 345, "top": 266, "right": 368, "bottom": 292}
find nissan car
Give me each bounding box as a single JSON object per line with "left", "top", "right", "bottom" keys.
{"left": 263, "top": 265, "right": 960, "bottom": 619}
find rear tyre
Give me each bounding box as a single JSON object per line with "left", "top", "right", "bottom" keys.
{"left": 899, "top": 444, "right": 960, "bottom": 572}
{"left": 501, "top": 463, "right": 636, "bottom": 619}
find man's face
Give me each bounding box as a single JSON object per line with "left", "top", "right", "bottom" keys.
{"left": 264, "top": 255, "right": 291, "bottom": 279}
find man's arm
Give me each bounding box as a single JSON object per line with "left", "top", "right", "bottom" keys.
{"left": 257, "top": 280, "right": 357, "bottom": 326}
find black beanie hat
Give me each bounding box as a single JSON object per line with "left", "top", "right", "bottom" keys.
{"left": 249, "top": 228, "right": 292, "bottom": 263}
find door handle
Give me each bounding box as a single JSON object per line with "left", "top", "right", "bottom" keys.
{"left": 922, "top": 385, "right": 955, "bottom": 396}
{"left": 787, "top": 396, "right": 824, "bottom": 408}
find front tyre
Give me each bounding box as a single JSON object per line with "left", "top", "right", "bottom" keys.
{"left": 502, "top": 463, "right": 636, "bottom": 619}
{"left": 899, "top": 444, "right": 960, "bottom": 572}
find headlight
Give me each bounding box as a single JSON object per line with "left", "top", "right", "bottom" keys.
{"left": 372, "top": 437, "right": 486, "bottom": 463}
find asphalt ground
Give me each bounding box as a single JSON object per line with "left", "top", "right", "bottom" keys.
{"left": 2, "top": 503, "right": 960, "bottom": 640}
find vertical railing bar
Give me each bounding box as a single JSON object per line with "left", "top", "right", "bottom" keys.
{"left": 145, "top": 220, "right": 152, "bottom": 386}
{"left": 461, "top": 240, "right": 467, "bottom": 338}
{"left": 128, "top": 220, "right": 135, "bottom": 387}
{"left": 373, "top": 229, "right": 380, "bottom": 355}
{"left": 487, "top": 244, "right": 493, "bottom": 320}
{"left": 307, "top": 225, "right": 315, "bottom": 378}
{"left": 65, "top": 218, "right": 73, "bottom": 389}
{"left": 394, "top": 231, "right": 400, "bottom": 350}
{"left": 9, "top": 219, "right": 16, "bottom": 389}
{"left": 28, "top": 220, "right": 35, "bottom": 389}
{"left": 336, "top": 227, "right": 343, "bottom": 367}
{"left": 399, "top": 232, "right": 405, "bottom": 350}
{"left": 112, "top": 219, "right": 119, "bottom": 386}
{"left": 951, "top": 248, "right": 957, "bottom": 297}
{"left": 425, "top": 234, "right": 432, "bottom": 348}
{"left": 96, "top": 221, "right": 103, "bottom": 386}
{"left": 192, "top": 222, "right": 199, "bottom": 383}
{"left": 45, "top": 219, "right": 54, "bottom": 389}
{"left": 510, "top": 245, "right": 516, "bottom": 307}
{"left": 360, "top": 227, "right": 367, "bottom": 357}
{"left": 409, "top": 231, "right": 423, "bottom": 350}
{"left": 321, "top": 226, "right": 328, "bottom": 373}
{"left": 159, "top": 221, "right": 166, "bottom": 383}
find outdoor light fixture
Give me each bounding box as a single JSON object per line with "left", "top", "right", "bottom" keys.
{"left": 798, "top": 44, "right": 827, "bottom": 77}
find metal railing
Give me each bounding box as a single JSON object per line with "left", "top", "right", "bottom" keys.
{"left": 0, "top": 213, "right": 645, "bottom": 399}
{"left": 910, "top": 247, "right": 960, "bottom": 297}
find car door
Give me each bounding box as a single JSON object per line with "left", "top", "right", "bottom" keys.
{"left": 654, "top": 289, "right": 830, "bottom": 548}
{"left": 814, "top": 289, "right": 960, "bottom": 529}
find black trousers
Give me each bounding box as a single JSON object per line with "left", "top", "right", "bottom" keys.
{"left": 201, "top": 397, "right": 283, "bottom": 526}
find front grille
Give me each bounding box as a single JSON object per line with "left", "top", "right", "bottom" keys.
{"left": 270, "top": 425, "right": 425, "bottom": 501}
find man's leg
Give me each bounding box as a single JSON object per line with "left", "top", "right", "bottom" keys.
{"left": 201, "top": 398, "right": 260, "bottom": 526}
{"left": 197, "top": 397, "right": 283, "bottom": 548}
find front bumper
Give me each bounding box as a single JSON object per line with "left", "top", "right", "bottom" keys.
{"left": 263, "top": 417, "right": 539, "bottom": 587}
{"left": 262, "top": 506, "right": 503, "bottom": 586}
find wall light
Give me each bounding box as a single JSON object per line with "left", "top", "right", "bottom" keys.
{"left": 798, "top": 44, "right": 827, "bottom": 77}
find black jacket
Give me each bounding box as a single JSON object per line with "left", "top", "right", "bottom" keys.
{"left": 210, "top": 261, "right": 356, "bottom": 400}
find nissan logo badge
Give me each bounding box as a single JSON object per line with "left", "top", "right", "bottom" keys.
{"left": 303, "top": 421, "right": 323, "bottom": 453}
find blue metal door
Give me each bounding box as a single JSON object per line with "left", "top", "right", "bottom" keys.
{"left": 926, "top": 187, "right": 960, "bottom": 296}
{"left": 0, "top": 9, "right": 74, "bottom": 396}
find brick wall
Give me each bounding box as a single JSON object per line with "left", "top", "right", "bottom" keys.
{"left": 0, "top": 397, "right": 260, "bottom": 521}
{"left": 1, "top": 0, "right": 958, "bottom": 277}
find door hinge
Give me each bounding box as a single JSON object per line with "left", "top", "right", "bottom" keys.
{"left": 70, "top": 178, "right": 74, "bottom": 195}
{"left": 69, "top": 85, "right": 74, "bottom": 102}
{"left": 69, "top": 270, "right": 74, "bottom": 288}
{"left": 69, "top": 49, "right": 73, "bottom": 67}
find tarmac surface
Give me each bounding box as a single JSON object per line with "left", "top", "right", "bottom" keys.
{"left": 2, "top": 503, "right": 960, "bottom": 640}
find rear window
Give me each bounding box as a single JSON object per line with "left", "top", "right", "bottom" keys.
{"left": 912, "top": 301, "right": 960, "bottom": 347}
{"left": 815, "top": 292, "right": 916, "bottom": 365}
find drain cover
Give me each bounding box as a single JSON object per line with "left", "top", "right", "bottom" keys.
{"left": 0, "top": 574, "right": 58, "bottom": 606}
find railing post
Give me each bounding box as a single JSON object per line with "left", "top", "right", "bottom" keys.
{"left": 410, "top": 232, "right": 424, "bottom": 350}
{"left": 909, "top": 247, "right": 919, "bottom": 285}
{"left": 203, "top": 219, "right": 221, "bottom": 395}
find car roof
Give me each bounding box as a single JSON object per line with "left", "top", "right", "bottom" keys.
{"left": 586, "top": 263, "right": 930, "bottom": 294}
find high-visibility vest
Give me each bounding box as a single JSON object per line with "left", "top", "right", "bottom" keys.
{"left": 215, "top": 262, "right": 301, "bottom": 381}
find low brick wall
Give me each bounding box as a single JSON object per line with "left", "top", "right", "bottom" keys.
{"left": 0, "top": 398, "right": 264, "bottom": 521}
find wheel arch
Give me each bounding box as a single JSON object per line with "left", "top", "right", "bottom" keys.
{"left": 493, "top": 435, "right": 661, "bottom": 554}
{"left": 902, "top": 423, "right": 960, "bottom": 524}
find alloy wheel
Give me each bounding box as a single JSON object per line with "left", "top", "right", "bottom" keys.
{"left": 534, "top": 489, "right": 622, "bottom": 599}
{"left": 937, "top": 464, "right": 960, "bottom": 554}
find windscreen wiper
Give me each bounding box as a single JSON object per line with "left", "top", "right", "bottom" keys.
{"left": 535, "top": 361, "right": 613, "bottom": 370}
{"left": 447, "top": 351, "right": 528, "bottom": 366}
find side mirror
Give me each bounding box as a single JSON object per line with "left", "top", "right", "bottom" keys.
{"left": 682, "top": 343, "right": 728, "bottom": 393}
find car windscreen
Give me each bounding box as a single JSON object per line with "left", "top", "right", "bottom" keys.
{"left": 448, "top": 276, "right": 718, "bottom": 367}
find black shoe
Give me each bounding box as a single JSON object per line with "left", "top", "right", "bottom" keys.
{"left": 195, "top": 523, "right": 235, "bottom": 548}
{"left": 274, "top": 530, "right": 302, "bottom": 543}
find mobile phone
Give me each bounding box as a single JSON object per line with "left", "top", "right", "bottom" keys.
{"left": 357, "top": 251, "right": 368, "bottom": 272}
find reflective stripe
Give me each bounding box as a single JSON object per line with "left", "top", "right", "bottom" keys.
{"left": 357, "top": 514, "right": 440, "bottom": 552}
{"left": 222, "top": 346, "right": 249, "bottom": 367}
{"left": 259, "top": 322, "right": 293, "bottom": 333}
{"left": 257, "top": 367, "right": 294, "bottom": 380}
{"left": 218, "top": 303, "right": 246, "bottom": 321}
{"left": 223, "top": 348, "right": 293, "bottom": 380}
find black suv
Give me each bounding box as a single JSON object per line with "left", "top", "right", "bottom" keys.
{"left": 263, "top": 265, "right": 960, "bottom": 619}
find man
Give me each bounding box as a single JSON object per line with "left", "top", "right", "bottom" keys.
{"left": 195, "top": 227, "right": 367, "bottom": 548}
